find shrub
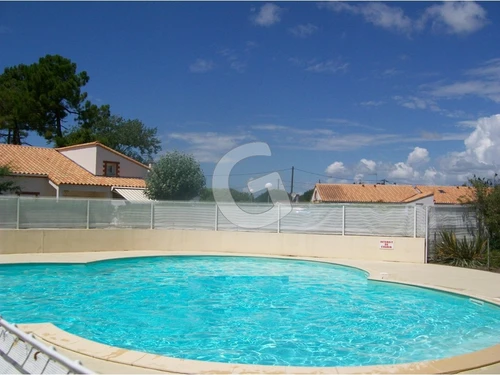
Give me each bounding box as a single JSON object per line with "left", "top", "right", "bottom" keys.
{"left": 145, "top": 151, "right": 205, "bottom": 201}
{"left": 435, "top": 230, "right": 487, "bottom": 268}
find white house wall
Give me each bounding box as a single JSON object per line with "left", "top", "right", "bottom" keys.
{"left": 59, "top": 147, "right": 98, "bottom": 174}
{"left": 96, "top": 147, "right": 148, "bottom": 178}
{"left": 409, "top": 196, "right": 435, "bottom": 206}
{"left": 4, "top": 176, "right": 57, "bottom": 196}
{"left": 60, "top": 184, "right": 112, "bottom": 199}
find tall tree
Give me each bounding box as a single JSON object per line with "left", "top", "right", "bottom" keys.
{"left": 30, "top": 54, "right": 89, "bottom": 142}
{"left": 0, "top": 165, "right": 20, "bottom": 194}
{"left": 145, "top": 151, "right": 206, "bottom": 201}
{"left": 0, "top": 64, "right": 35, "bottom": 144}
{"left": 199, "top": 188, "right": 253, "bottom": 202}
{"left": 58, "top": 106, "right": 161, "bottom": 164}
{"left": 299, "top": 188, "right": 314, "bottom": 202}
{"left": 466, "top": 176, "right": 500, "bottom": 248}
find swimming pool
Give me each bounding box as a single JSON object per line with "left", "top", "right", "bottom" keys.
{"left": 1, "top": 255, "right": 500, "bottom": 367}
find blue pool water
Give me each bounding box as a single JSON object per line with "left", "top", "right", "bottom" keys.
{"left": 1, "top": 256, "right": 500, "bottom": 367}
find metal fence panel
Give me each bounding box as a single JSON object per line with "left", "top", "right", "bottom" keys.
{"left": 89, "top": 200, "right": 151, "bottom": 229}
{"left": 280, "top": 204, "right": 343, "bottom": 234}
{"left": 154, "top": 201, "right": 215, "bottom": 230}
{"left": 416, "top": 205, "right": 427, "bottom": 238}
{"left": 344, "top": 204, "right": 414, "bottom": 237}
{"left": 0, "top": 196, "right": 484, "bottom": 243}
{"left": 18, "top": 198, "right": 87, "bottom": 229}
{"left": 427, "top": 205, "right": 477, "bottom": 261}
{"left": 0, "top": 197, "right": 17, "bottom": 229}
{"left": 216, "top": 203, "right": 278, "bottom": 232}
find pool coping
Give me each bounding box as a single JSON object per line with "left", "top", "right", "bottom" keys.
{"left": 3, "top": 251, "right": 500, "bottom": 374}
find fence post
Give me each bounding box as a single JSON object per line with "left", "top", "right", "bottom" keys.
{"left": 215, "top": 204, "right": 218, "bottom": 231}
{"left": 424, "top": 205, "right": 429, "bottom": 263}
{"left": 150, "top": 202, "right": 154, "bottom": 229}
{"left": 16, "top": 197, "right": 20, "bottom": 230}
{"left": 277, "top": 203, "right": 281, "bottom": 233}
{"left": 487, "top": 237, "right": 490, "bottom": 270}
{"left": 342, "top": 205, "right": 345, "bottom": 236}
{"left": 413, "top": 205, "right": 417, "bottom": 238}
{"left": 86, "top": 200, "right": 90, "bottom": 229}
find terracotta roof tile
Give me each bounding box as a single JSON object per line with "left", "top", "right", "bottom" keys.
{"left": 0, "top": 144, "right": 145, "bottom": 188}
{"left": 314, "top": 184, "right": 422, "bottom": 203}
{"left": 314, "top": 183, "right": 474, "bottom": 204}
{"left": 416, "top": 185, "right": 476, "bottom": 204}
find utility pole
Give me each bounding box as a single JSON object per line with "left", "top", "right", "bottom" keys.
{"left": 290, "top": 166, "right": 294, "bottom": 195}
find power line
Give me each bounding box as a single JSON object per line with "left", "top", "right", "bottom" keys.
{"left": 204, "top": 168, "right": 292, "bottom": 178}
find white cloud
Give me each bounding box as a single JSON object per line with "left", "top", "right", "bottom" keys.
{"left": 251, "top": 124, "right": 289, "bottom": 131}
{"left": 319, "top": 2, "right": 413, "bottom": 34}
{"left": 289, "top": 57, "right": 349, "bottom": 74}
{"left": 306, "top": 60, "right": 349, "bottom": 74}
{"left": 393, "top": 95, "right": 469, "bottom": 118}
{"left": 325, "top": 161, "right": 347, "bottom": 176}
{"left": 251, "top": 3, "right": 284, "bottom": 27}
{"left": 353, "top": 174, "right": 364, "bottom": 183}
{"left": 168, "top": 132, "right": 255, "bottom": 163}
{"left": 440, "top": 114, "right": 500, "bottom": 173}
{"left": 289, "top": 23, "right": 318, "bottom": 38}
{"left": 422, "top": 58, "right": 500, "bottom": 103}
{"left": 229, "top": 61, "right": 247, "bottom": 73}
{"left": 393, "top": 95, "right": 441, "bottom": 112}
{"left": 421, "top": 1, "right": 489, "bottom": 35}
{"left": 320, "top": 1, "right": 488, "bottom": 36}
{"left": 189, "top": 59, "right": 214, "bottom": 73}
{"left": 388, "top": 162, "right": 419, "bottom": 180}
{"left": 359, "top": 158, "right": 377, "bottom": 172}
{"left": 312, "top": 114, "right": 500, "bottom": 185}
{"left": 219, "top": 43, "right": 256, "bottom": 73}
{"left": 360, "top": 100, "right": 384, "bottom": 107}
{"left": 407, "top": 147, "right": 430, "bottom": 166}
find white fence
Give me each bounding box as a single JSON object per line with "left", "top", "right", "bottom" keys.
{"left": 427, "top": 205, "right": 478, "bottom": 261}
{"left": 0, "top": 196, "right": 429, "bottom": 238}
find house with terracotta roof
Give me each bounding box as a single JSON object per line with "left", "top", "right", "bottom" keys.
{"left": 0, "top": 142, "right": 151, "bottom": 201}
{"left": 311, "top": 183, "right": 476, "bottom": 205}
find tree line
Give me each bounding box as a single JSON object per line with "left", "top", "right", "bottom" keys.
{"left": 0, "top": 54, "right": 160, "bottom": 164}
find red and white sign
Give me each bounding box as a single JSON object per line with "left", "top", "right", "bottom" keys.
{"left": 379, "top": 240, "right": 394, "bottom": 250}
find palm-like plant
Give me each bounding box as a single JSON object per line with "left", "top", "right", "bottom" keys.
{"left": 435, "top": 230, "right": 487, "bottom": 268}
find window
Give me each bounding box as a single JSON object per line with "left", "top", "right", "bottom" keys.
{"left": 103, "top": 161, "right": 120, "bottom": 177}
{"left": 16, "top": 191, "right": 40, "bottom": 197}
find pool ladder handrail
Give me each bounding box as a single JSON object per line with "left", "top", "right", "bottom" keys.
{"left": 0, "top": 316, "right": 95, "bottom": 374}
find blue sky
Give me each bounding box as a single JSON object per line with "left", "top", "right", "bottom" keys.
{"left": 1, "top": 1, "right": 500, "bottom": 193}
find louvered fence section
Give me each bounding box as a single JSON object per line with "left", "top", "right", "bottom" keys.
{"left": 427, "top": 205, "right": 477, "bottom": 261}
{"left": 344, "top": 204, "right": 415, "bottom": 237}
{"left": 1, "top": 196, "right": 483, "bottom": 243}
{"left": 154, "top": 201, "right": 216, "bottom": 230}
{"left": 18, "top": 198, "right": 87, "bottom": 229}
{"left": 280, "top": 204, "right": 343, "bottom": 234}
{"left": 0, "top": 197, "right": 17, "bottom": 229}
{"left": 216, "top": 203, "right": 279, "bottom": 232}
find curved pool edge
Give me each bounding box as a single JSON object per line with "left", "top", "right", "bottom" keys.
{"left": 17, "top": 322, "right": 500, "bottom": 374}
{"left": 3, "top": 250, "right": 500, "bottom": 373}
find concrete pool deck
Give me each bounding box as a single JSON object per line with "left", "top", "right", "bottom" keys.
{"left": 1, "top": 250, "right": 500, "bottom": 374}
